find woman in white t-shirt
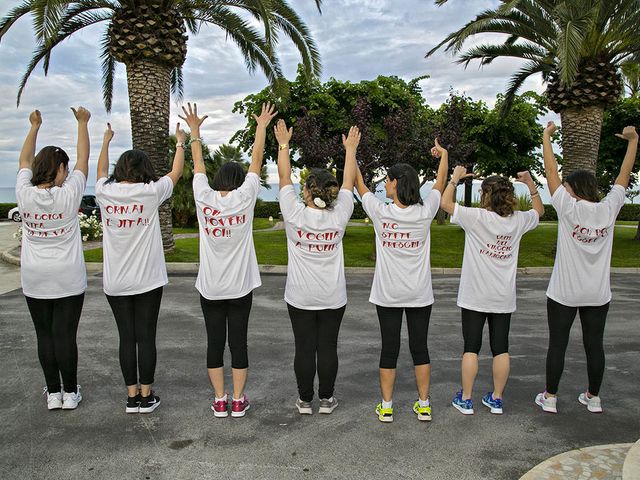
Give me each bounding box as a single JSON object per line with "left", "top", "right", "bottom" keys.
{"left": 179, "top": 103, "right": 276, "bottom": 418}
{"left": 535, "top": 122, "right": 638, "bottom": 415}
{"left": 441, "top": 165, "right": 543, "bottom": 416}
{"left": 16, "top": 107, "right": 91, "bottom": 410}
{"left": 354, "top": 140, "right": 449, "bottom": 423}
{"left": 95, "top": 120, "right": 186, "bottom": 414}
{"left": 275, "top": 119, "right": 359, "bottom": 415}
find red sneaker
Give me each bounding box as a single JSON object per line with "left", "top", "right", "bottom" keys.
{"left": 231, "top": 396, "right": 250, "bottom": 417}
{"left": 211, "top": 397, "right": 228, "bottom": 418}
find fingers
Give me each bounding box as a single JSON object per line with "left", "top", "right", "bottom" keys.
{"left": 435, "top": 138, "right": 442, "bottom": 149}
{"left": 70, "top": 107, "right": 77, "bottom": 117}
{"left": 199, "top": 115, "right": 208, "bottom": 126}
{"left": 178, "top": 114, "right": 187, "bottom": 122}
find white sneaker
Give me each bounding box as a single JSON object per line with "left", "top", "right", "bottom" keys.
{"left": 295, "top": 398, "right": 313, "bottom": 415}
{"left": 578, "top": 392, "right": 602, "bottom": 413}
{"left": 44, "top": 388, "right": 62, "bottom": 410}
{"left": 535, "top": 392, "right": 557, "bottom": 413}
{"left": 62, "top": 385, "right": 82, "bottom": 410}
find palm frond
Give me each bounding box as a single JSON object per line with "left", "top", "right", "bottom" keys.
{"left": 0, "top": 0, "right": 36, "bottom": 41}
{"left": 501, "top": 60, "right": 550, "bottom": 114}
{"left": 171, "top": 65, "right": 184, "bottom": 103}
{"left": 100, "top": 29, "right": 116, "bottom": 112}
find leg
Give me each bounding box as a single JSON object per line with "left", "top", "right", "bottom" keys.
{"left": 227, "top": 292, "right": 253, "bottom": 399}
{"left": 106, "top": 294, "right": 138, "bottom": 397}
{"left": 461, "top": 308, "right": 485, "bottom": 400}
{"left": 200, "top": 295, "right": 229, "bottom": 398}
{"left": 578, "top": 303, "right": 609, "bottom": 396}
{"left": 488, "top": 313, "right": 512, "bottom": 399}
{"left": 25, "top": 297, "right": 60, "bottom": 393}
{"left": 406, "top": 305, "right": 432, "bottom": 400}
{"left": 133, "top": 287, "right": 163, "bottom": 397}
{"left": 50, "top": 294, "right": 84, "bottom": 393}
{"left": 545, "top": 298, "right": 577, "bottom": 395}
{"left": 287, "top": 304, "right": 318, "bottom": 402}
{"left": 316, "top": 306, "right": 346, "bottom": 400}
{"left": 376, "top": 305, "right": 403, "bottom": 403}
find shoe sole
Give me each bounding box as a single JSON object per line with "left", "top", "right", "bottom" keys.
{"left": 535, "top": 398, "right": 557, "bottom": 414}
{"left": 47, "top": 404, "right": 62, "bottom": 410}
{"left": 452, "top": 402, "right": 474, "bottom": 415}
{"left": 296, "top": 405, "right": 313, "bottom": 415}
{"left": 578, "top": 397, "right": 602, "bottom": 413}
{"left": 377, "top": 415, "right": 393, "bottom": 423}
{"left": 481, "top": 399, "right": 503, "bottom": 415}
{"left": 414, "top": 411, "right": 432, "bottom": 421}
{"left": 210, "top": 405, "right": 228, "bottom": 417}
{"left": 231, "top": 404, "right": 250, "bottom": 417}
{"left": 62, "top": 397, "right": 81, "bottom": 410}
{"left": 125, "top": 406, "right": 139, "bottom": 414}
{"left": 318, "top": 404, "right": 337, "bottom": 414}
{"left": 139, "top": 401, "right": 161, "bottom": 414}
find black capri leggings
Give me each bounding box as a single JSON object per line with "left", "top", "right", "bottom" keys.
{"left": 376, "top": 305, "right": 432, "bottom": 369}
{"left": 25, "top": 293, "right": 85, "bottom": 394}
{"left": 106, "top": 287, "right": 163, "bottom": 386}
{"left": 545, "top": 297, "right": 609, "bottom": 396}
{"left": 200, "top": 292, "right": 253, "bottom": 369}
{"left": 461, "top": 308, "right": 511, "bottom": 356}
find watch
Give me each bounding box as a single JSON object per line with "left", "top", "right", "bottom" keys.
{"left": 279, "top": 143, "right": 289, "bottom": 151}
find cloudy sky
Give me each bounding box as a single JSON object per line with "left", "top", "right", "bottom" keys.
{"left": 0, "top": 0, "right": 553, "bottom": 188}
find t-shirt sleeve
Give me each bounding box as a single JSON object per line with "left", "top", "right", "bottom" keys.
{"left": 63, "top": 170, "right": 87, "bottom": 207}
{"left": 15, "top": 168, "right": 32, "bottom": 199}
{"left": 361, "top": 191, "right": 381, "bottom": 220}
{"left": 451, "top": 204, "right": 479, "bottom": 230}
{"left": 519, "top": 209, "right": 540, "bottom": 234}
{"left": 279, "top": 184, "right": 301, "bottom": 221}
{"left": 551, "top": 185, "right": 574, "bottom": 217}
{"left": 236, "top": 172, "right": 261, "bottom": 203}
{"left": 94, "top": 177, "right": 108, "bottom": 206}
{"left": 154, "top": 175, "right": 174, "bottom": 204}
{"left": 424, "top": 189, "right": 442, "bottom": 218}
{"left": 192, "top": 172, "right": 211, "bottom": 202}
{"left": 602, "top": 184, "right": 626, "bottom": 222}
{"left": 335, "top": 188, "right": 355, "bottom": 225}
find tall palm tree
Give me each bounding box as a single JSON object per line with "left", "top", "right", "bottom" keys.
{"left": 0, "top": 0, "right": 322, "bottom": 250}
{"left": 622, "top": 62, "right": 640, "bottom": 97}
{"left": 427, "top": 0, "right": 640, "bottom": 176}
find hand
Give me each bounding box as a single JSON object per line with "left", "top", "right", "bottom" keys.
{"left": 103, "top": 123, "right": 114, "bottom": 143}
{"left": 253, "top": 102, "right": 278, "bottom": 128}
{"left": 342, "top": 126, "right": 361, "bottom": 151}
{"left": 175, "top": 122, "right": 187, "bottom": 144}
{"left": 431, "top": 138, "right": 447, "bottom": 158}
{"left": 29, "top": 110, "right": 42, "bottom": 128}
{"left": 274, "top": 119, "right": 293, "bottom": 145}
{"left": 615, "top": 126, "right": 638, "bottom": 142}
{"left": 451, "top": 165, "right": 473, "bottom": 184}
{"left": 544, "top": 121, "right": 557, "bottom": 137}
{"left": 178, "top": 102, "right": 208, "bottom": 132}
{"left": 71, "top": 106, "right": 91, "bottom": 124}
{"left": 516, "top": 171, "right": 534, "bottom": 186}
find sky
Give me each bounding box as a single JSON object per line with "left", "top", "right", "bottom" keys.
{"left": 0, "top": 0, "right": 556, "bottom": 189}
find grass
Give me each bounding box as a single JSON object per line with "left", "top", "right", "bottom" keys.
{"left": 173, "top": 218, "right": 275, "bottom": 235}
{"left": 84, "top": 223, "right": 640, "bottom": 267}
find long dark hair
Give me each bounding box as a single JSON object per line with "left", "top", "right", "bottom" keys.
{"left": 387, "top": 163, "right": 423, "bottom": 206}
{"left": 107, "top": 149, "right": 158, "bottom": 184}
{"left": 212, "top": 162, "right": 245, "bottom": 191}
{"left": 31, "top": 146, "right": 69, "bottom": 186}
{"left": 480, "top": 176, "right": 517, "bottom": 217}
{"left": 305, "top": 168, "right": 339, "bottom": 209}
{"left": 564, "top": 170, "right": 599, "bottom": 202}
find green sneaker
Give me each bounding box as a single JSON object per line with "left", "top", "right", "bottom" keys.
{"left": 413, "top": 400, "right": 432, "bottom": 421}
{"left": 376, "top": 403, "right": 393, "bottom": 423}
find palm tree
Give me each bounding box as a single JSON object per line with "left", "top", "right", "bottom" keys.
{"left": 0, "top": 0, "right": 322, "bottom": 251}
{"left": 622, "top": 62, "right": 640, "bottom": 97}
{"left": 212, "top": 143, "right": 270, "bottom": 187}
{"left": 427, "top": 0, "right": 640, "bottom": 176}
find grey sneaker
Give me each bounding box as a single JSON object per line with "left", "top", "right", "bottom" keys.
{"left": 62, "top": 385, "right": 82, "bottom": 410}
{"left": 578, "top": 392, "right": 603, "bottom": 413}
{"left": 318, "top": 397, "right": 338, "bottom": 414}
{"left": 296, "top": 398, "right": 313, "bottom": 415}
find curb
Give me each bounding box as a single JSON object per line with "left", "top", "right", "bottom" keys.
{"left": 623, "top": 439, "right": 640, "bottom": 480}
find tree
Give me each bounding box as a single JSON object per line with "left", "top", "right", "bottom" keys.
{"left": 621, "top": 62, "right": 640, "bottom": 97}
{"left": 427, "top": 0, "right": 639, "bottom": 176}
{"left": 0, "top": 0, "right": 322, "bottom": 251}
{"left": 212, "top": 144, "right": 270, "bottom": 189}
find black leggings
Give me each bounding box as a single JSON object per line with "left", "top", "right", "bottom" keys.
{"left": 545, "top": 298, "right": 609, "bottom": 396}
{"left": 287, "top": 304, "right": 345, "bottom": 402}
{"left": 25, "top": 294, "right": 84, "bottom": 394}
{"left": 376, "top": 305, "right": 432, "bottom": 369}
{"left": 106, "top": 287, "right": 163, "bottom": 386}
{"left": 461, "top": 308, "right": 511, "bottom": 356}
{"left": 200, "top": 292, "right": 253, "bottom": 369}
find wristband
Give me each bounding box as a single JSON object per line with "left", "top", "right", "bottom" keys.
{"left": 279, "top": 143, "right": 289, "bottom": 151}
{"left": 530, "top": 190, "right": 540, "bottom": 198}
{"left": 190, "top": 137, "right": 203, "bottom": 145}
{"left": 448, "top": 180, "right": 458, "bottom": 188}
{"left": 176, "top": 142, "right": 185, "bottom": 149}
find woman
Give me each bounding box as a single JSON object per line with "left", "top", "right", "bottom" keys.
{"left": 535, "top": 122, "right": 638, "bottom": 414}
{"left": 96, "top": 119, "right": 186, "bottom": 414}
{"left": 354, "top": 140, "right": 449, "bottom": 423}
{"left": 441, "top": 166, "right": 543, "bottom": 415}
{"left": 275, "top": 119, "right": 359, "bottom": 415}
{"left": 180, "top": 103, "right": 276, "bottom": 418}
{"left": 16, "top": 107, "right": 91, "bottom": 410}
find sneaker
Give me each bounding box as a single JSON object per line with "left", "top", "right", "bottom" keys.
{"left": 211, "top": 397, "right": 229, "bottom": 418}
{"left": 318, "top": 397, "right": 338, "bottom": 414}
{"left": 481, "top": 392, "right": 503, "bottom": 415}
{"left": 62, "top": 385, "right": 82, "bottom": 410}
{"left": 578, "top": 392, "right": 603, "bottom": 413}
{"left": 139, "top": 392, "right": 161, "bottom": 413}
{"left": 535, "top": 391, "right": 557, "bottom": 414}
{"left": 452, "top": 390, "right": 474, "bottom": 415}
{"left": 231, "top": 396, "right": 250, "bottom": 418}
{"left": 44, "top": 388, "right": 62, "bottom": 410}
{"left": 295, "top": 398, "right": 313, "bottom": 415}
{"left": 126, "top": 393, "right": 141, "bottom": 414}
{"left": 413, "top": 400, "right": 432, "bottom": 421}
{"left": 376, "top": 403, "right": 394, "bottom": 423}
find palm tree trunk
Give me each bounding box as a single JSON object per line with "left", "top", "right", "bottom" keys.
{"left": 559, "top": 106, "right": 604, "bottom": 177}
{"left": 126, "top": 60, "right": 174, "bottom": 252}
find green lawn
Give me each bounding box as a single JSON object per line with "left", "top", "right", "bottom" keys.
{"left": 84, "top": 223, "right": 640, "bottom": 267}
{"left": 173, "top": 217, "right": 275, "bottom": 235}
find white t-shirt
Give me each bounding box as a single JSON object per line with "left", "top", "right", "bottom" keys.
{"left": 193, "top": 172, "right": 261, "bottom": 300}
{"left": 279, "top": 185, "right": 354, "bottom": 310}
{"left": 16, "top": 168, "right": 87, "bottom": 299}
{"left": 546, "top": 185, "right": 625, "bottom": 307}
{"left": 362, "top": 190, "right": 441, "bottom": 307}
{"left": 95, "top": 176, "right": 173, "bottom": 296}
{"left": 452, "top": 204, "right": 539, "bottom": 313}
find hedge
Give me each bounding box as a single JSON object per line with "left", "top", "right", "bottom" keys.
{"left": 0, "top": 203, "right": 17, "bottom": 218}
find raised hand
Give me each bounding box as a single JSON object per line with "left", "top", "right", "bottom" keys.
{"left": 71, "top": 106, "right": 91, "bottom": 124}
{"left": 175, "top": 122, "right": 187, "bottom": 144}
{"left": 253, "top": 102, "right": 278, "bottom": 128}
{"left": 451, "top": 165, "right": 473, "bottom": 183}
{"left": 342, "top": 126, "right": 361, "bottom": 151}
{"left": 103, "top": 123, "right": 114, "bottom": 143}
{"left": 29, "top": 110, "right": 42, "bottom": 128}
{"left": 274, "top": 119, "right": 293, "bottom": 145}
{"left": 178, "top": 102, "right": 208, "bottom": 131}
{"left": 431, "top": 138, "right": 447, "bottom": 158}
{"left": 615, "top": 126, "right": 638, "bottom": 142}
{"left": 516, "top": 171, "right": 534, "bottom": 186}
{"left": 544, "top": 121, "right": 557, "bottom": 137}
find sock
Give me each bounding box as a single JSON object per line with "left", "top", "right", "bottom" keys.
{"left": 418, "top": 398, "right": 430, "bottom": 408}
{"left": 382, "top": 399, "right": 392, "bottom": 409}
{"left": 215, "top": 394, "right": 227, "bottom": 402}
{"left": 233, "top": 395, "right": 245, "bottom": 402}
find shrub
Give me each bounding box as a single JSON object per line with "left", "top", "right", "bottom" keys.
{"left": 0, "top": 203, "right": 17, "bottom": 218}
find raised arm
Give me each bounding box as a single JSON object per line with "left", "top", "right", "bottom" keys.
{"left": 431, "top": 138, "right": 449, "bottom": 194}
{"left": 355, "top": 165, "right": 370, "bottom": 198}
{"left": 341, "top": 126, "right": 361, "bottom": 191}
{"left": 274, "top": 119, "right": 293, "bottom": 189}
{"left": 179, "top": 102, "right": 208, "bottom": 175}
{"left": 71, "top": 106, "right": 91, "bottom": 177}
{"left": 614, "top": 126, "right": 639, "bottom": 188}
{"left": 19, "top": 110, "right": 42, "bottom": 170}
{"left": 517, "top": 171, "right": 544, "bottom": 217}
{"left": 97, "top": 123, "right": 114, "bottom": 181}
{"left": 441, "top": 165, "right": 472, "bottom": 214}
{"left": 167, "top": 123, "right": 187, "bottom": 186}
{"left": 542, "top": 121, "right": 562, "bottom": 195}
{"left": 250, "top": 103, "right": 277, "bottom": 176}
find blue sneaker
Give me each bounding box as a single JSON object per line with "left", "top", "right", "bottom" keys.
{"left": 452, "top": 390, "right": 473, "bottom": 415}
{"left": 482, "top": 392, "right": 503, "bottom": 415}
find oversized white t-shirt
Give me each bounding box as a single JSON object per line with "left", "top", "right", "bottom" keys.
{"left": 193, "top": 172, "right": 261, "bottom": 300}
{"left": 452, "top": 204, "right": 539, "bottom": 313}
{"left": 95, "top": 176, "right": 173, "bottom": 296}
{"left": 546, "top": 185, "right": 625, "bottom": 307}
{"left": 280, "top": 185, "right": 354, "bottom": 310}
{"left": 16, "top": 168, "right": 87, "bottom": 299}
{"left": 362, "top": 190, "right": 441, "bottom": 307}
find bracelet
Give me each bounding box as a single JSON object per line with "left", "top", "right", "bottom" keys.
{"left": 190, "top": 137, "right": 203, "bottom": 145}
{"left": 176, "top": 142, "right": 185, "bottom": 149}
{"left": 448, "top": 180, "right": 458, "bottom": 187}
{"left": 530, "top": 191, "right": 540, "bottom": 198}
{"left": 279, "top": 143, "right": 289, "bottom": 151}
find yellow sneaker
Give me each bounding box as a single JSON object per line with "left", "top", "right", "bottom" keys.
{"left": 413, "top": 400, "right": 432, "bottom": 421}
{"left": 375, "top": 403, "right": 393, "bottom": 423}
